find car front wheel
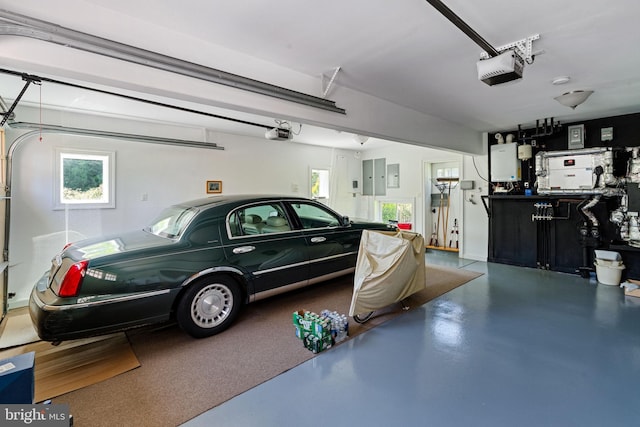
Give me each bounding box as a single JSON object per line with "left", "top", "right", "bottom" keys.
{"left": 176, "top": 275, "right": 242, "bottom": 338}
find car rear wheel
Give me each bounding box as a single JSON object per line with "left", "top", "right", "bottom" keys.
{"left": 176, "top": 275, "right": 242, "bottom": 338}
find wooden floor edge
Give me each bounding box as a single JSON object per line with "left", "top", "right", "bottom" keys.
{"left": 426, "top": 245, "right": 459, "bottom": 253}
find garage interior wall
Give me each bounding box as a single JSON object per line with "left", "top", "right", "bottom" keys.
{"left": 4, "top": 105, "right": 489, "bottom": 308}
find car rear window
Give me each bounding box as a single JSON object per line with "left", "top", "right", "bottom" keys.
{"left": 145, "top": 206, "right": 197, "bottom": 239}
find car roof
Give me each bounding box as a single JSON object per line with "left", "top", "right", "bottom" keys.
{"left": 175, "top": 195, "right": 312, "bottom": 209}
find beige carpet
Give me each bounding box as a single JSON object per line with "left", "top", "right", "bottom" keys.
{"left": 51, "top": 265, "right": 481, "bottom": 427}
{"left": 0, "top": 333, "right": 141, "bottom": 403}
{"left": 0, "top": 308, "right": 40, "bottom": 349}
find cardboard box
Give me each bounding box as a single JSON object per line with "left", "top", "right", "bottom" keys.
{"left": 0, "top": 351, "right": 35, "bottom": 404}
{"left": 624, "top": 280, "right": 640, "bottom": 298}
{"left": 625, "top": 288, "right": 640, "bottom": 297}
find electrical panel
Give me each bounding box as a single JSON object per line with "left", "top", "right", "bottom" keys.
{"left": 491, "top": 142, "right": 520, "bottom": 182}
{"left": 568, "top": 124, "right": 585, "bottom": 149}
{"left": 362, "top": 158, "right": 386, "bottom": 196}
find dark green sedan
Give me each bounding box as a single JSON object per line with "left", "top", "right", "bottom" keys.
{"left": 29, "top": 195, "right": 394, "bottom": 342}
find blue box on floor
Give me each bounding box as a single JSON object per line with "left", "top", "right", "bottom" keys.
{"left": 0, "top": 351, "right": 35, "bottom": 404}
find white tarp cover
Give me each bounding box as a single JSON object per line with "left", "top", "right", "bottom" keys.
{"left": 349, "top": 230, "right": 426, "bottom": 316}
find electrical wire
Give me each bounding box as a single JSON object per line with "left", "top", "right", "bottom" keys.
{"left": 472, "top": 156, "right": 489, "bottom": 182}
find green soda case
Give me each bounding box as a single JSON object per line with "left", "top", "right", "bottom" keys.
{"left": 295, "top": 325, "right": 310, "bottom": 340}
{"left": 303, "top": 332, "right": 333, "bottom": 353}
{"left": 292, "top": 310, "right": 301, "bottom": 327}
{"left": 292, "top": 310, "right": 308, "bottom": 327}
{"left": 293, "top": 310, "right": 335, "bottom": 350}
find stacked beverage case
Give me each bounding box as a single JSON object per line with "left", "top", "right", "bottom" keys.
{"left": 292, "top": 309, "right": 349, "bottom": 353}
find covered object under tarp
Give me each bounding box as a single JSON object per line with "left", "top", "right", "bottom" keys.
{"left": 349, "top": 230, "right": 426, "bottom": 316}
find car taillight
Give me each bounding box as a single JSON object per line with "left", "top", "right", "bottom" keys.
{"left": 58, "top": 260, "right": 89, "bottom": 297}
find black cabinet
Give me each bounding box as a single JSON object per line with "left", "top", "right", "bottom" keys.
{"left": 488, "top": 196, "right": 609, "bottom": 274}
{"left": 489, "top": 197, "right": 538, "bottom": 267}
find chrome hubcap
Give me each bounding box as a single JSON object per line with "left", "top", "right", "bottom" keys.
{"left": 191, "top": 284, "right": 233, "bottom": 328}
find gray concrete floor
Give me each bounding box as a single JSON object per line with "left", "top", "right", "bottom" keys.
{"left": 183, "top": 251, "right": 640, "bottom": 427}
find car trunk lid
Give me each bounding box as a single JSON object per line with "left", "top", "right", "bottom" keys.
{"left": 48, "top": 230, "right": 176, "bottom": 296}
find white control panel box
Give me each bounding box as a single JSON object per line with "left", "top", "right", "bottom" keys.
{"left": 491, "top": 142, "right": 520, "bottom": 182}
{"left": 547, "top": 154, "right": 594, "bottom": 190}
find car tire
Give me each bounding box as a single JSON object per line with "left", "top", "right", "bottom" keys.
{"left": 176, "top": 275, "right": 242, "bottom": 338}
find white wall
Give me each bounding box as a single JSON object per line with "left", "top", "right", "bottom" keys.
{"left": 356, "top": 143, "right": 489, "bottom": 262}
{"left": 461, "top": 153, "right": 489, "bottom": 261}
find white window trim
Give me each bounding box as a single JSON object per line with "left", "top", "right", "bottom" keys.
{"left": 53, "top": 148, "right": 116, "bottom": 210}
{"left": 310, "top": 167, "right": 331, "bottom": 201}
{"left": 376, "top": 197, "right": 415, "bottom": 223}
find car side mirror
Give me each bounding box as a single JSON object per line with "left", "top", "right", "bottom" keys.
{"left": 341, "top": 216, "right": 351, "bottom": 226}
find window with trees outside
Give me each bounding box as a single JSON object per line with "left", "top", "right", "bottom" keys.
{"left": 55, "top": 149, "right": 115, "bottom": 209}
{"left": 311, "top": 169, "right": 329, "bottom": 200}
{"left": 381, "top": 202, "right": 413, "bottom": 228}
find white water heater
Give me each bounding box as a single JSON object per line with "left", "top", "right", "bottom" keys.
{"left": 491, "top": 142, "right": 520, "bottom": 182}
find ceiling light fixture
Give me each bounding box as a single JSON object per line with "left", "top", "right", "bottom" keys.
{"left": 554, "top": 90, "right": 594, "bottom": 109}
{"left": 353, "top": 135, "right": 369, "bottom": 145}
{"left": 551, "top": 76, "right": 571, "bottom": 85}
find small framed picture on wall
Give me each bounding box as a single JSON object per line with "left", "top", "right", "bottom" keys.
{"left": 206, "top": 180, "right": 222, "bottom": 194}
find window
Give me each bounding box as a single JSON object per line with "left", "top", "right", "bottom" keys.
{"left": 290, "top": 202, "right": 341, "bottom": 229}
{"left": 311, "top": 169, "right": 330, "bottom": 199}
{"left": 230, "top": 203, "right": 290, "bottom": 236}
{"left": 55, "top": 149, "right": 115, "bottom": 209}
{"left": 145, "top": 206, "right": 197, "bottom": 239}
{"left": 381, "top": 202, "right": 413, "bottom": 228}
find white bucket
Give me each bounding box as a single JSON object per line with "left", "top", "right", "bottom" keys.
{"left": 594, "top": 260, "right": 625, "bottom": 286}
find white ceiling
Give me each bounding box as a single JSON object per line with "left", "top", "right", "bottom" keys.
{"left": 1, "top": 0, "right": 640, "bottom": 151}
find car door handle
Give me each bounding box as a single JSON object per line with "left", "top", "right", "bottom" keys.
{"left": 310, "top": 237, "right": 326, "bottom": 243}
{"left": 233, "top": 246, "right": 256, "bottom": 254}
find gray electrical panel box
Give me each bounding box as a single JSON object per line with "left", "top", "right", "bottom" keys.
{"left": 491, "top": 142, "right": 520, "bottom": 182}
{"left": 568, "top": 124, "right": 585, "bottom": 149}
{"left": 460, "top": 180, "right": 475, "bottom": 190}
{"left": 362, "top": 158, "right": 386, "bottom": 196}
{"left": 363, "top": 159, "right": 373, "bottom": 195}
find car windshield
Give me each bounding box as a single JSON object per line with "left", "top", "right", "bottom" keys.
{"left": 145, "top": 206, "right": 198, "bottom": 239}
